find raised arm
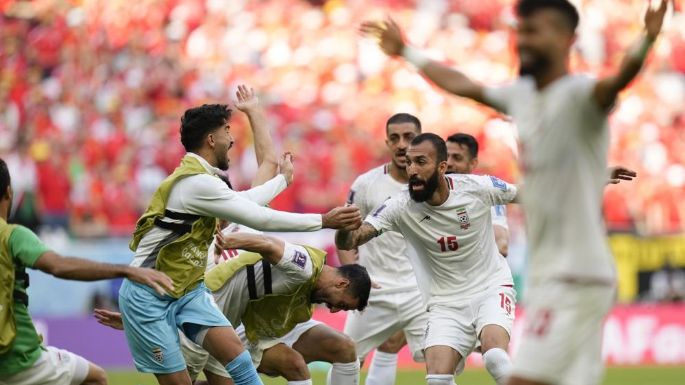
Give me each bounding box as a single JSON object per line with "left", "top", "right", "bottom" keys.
{"left": 335, "top": 223, "right": 380, "bottom": 250}
{"left": 360, "top": 18, "right": 489, "bottom": 106}
{"left": 593, "top": 0, "right": 671, "bottom": 110}
{"left": 234, "top": 85, "right": 279, "bottom": 187}
{"left": 214, "top": 232, "right": 285, "bottom": 265}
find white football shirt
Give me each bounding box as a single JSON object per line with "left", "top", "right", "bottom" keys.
{"left": 484, "top": 74, "right": 615, "bottom": 283}
{"left": 348, "top": 164, "right": 418, "bottom": 293}
{"left": 365, "top": 174, "right": 516, "bottom": 306}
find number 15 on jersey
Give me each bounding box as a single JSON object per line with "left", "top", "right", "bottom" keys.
{"left": 437, "top": 236, "right": 459, "bottom": 252}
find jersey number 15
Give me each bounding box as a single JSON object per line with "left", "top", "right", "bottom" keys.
{"left": 437, "top": 236, "right": 459, "bottom": 252}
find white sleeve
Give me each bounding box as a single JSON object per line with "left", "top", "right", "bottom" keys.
{"left": 274, "top": 243, "right": 314, "bottom": 284}
{"left": 482, "top": 83, "right": 517, "bottom": 114}
{"left": 180, "top": 176, "right": 322, "bottom": 231}
{"left": 490, "top": 205, "right": 508, "bottom": 229}
{"left": 347, "top": 175, "right": 369, "bottom": 217}
{"left": 235, "top": 174, "right": 287, "bottom": 206}
{"left": 363, "top": 197, "right": 401, "bottom": 235}
{"left": 468, "top": 175, "right": 518, "bottom": 206}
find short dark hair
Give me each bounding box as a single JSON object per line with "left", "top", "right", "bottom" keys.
{"left": 386, "top": 113, "right": 421, "bottom": 133}
{"left": 337, "top": 264, "right": 371, "bottom": 311}
{"left": 515, "top": 0, "right": 580, "bottom": 32}
{"left": 180, "top": 104, "right": 232, "bottom": 152}
{"left": 411, "top": 133, "right": 447, "bottom": 163}
{"left": 446, "top": 133, "right": 479, "bottom": 160}
{"left": 0, "top": 158, "right": 10, "bottom": 199}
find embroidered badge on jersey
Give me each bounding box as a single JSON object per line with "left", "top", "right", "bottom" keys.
{"left": 456, "top": 206, "right": 471, "bottom": 230}
{"left": 490, "top": 176, "right": 507, "bottom": 191}
{"left": 292, "top": 250, "right": 308, "bottom": 269}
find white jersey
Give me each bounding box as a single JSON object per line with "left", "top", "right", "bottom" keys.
{"left": 484, "top": 74, "right": 615, "bottom": 283}
{"left": 365, "top": 174, "right": 516, "bottom": 306}
{"left": 206, "top": 223, "right": 314, "bottom": 327}
{"left": 347, "top": 164, "right": 416, "bottom": 293}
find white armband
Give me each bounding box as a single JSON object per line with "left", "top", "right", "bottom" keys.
{"left": 402, "top": 45, "right": 431, "bottom": 69}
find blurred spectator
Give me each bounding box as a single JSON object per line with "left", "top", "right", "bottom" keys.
{"left": 649, "top": 261, "right": 685, "bottom": 302}
{"left": 0, "top": 0, "right": 682, "bottom": 238}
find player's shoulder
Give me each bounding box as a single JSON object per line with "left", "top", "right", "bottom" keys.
{"left": 354, "top": 164, "right": 390, "bottom": 186}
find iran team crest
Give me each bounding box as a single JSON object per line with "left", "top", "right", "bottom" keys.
{"left": 456, "top": 206, "right": 470, "bottom": 230}
{"left": 152, "top": 347, "right": 164, "bottom": 363}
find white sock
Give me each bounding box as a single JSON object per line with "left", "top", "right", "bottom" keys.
{"left": 483, "top": 348, "right": 512, "bottom": 385}
{"left": 425, "top": 374, "right": 454, "bottom": 385}
{"left": 365, "top": 351, "right": 398, "bottom": 385}
{"left": 327, "top": 360, "right": 360, "bottom": 385}
{"left": 288, "top": 380, "right": 313, "bottom": 385}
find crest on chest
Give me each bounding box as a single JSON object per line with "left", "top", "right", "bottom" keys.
{"left": 456, "top": 206, "right": 470, "bottom": 230}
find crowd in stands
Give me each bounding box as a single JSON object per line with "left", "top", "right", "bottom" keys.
{"left": 0, "top": 0, "right": 683, "bottom": 238}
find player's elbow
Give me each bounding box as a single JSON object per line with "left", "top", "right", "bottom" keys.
{"left": 497, "top": 240, "right": 509, "bottom": 258}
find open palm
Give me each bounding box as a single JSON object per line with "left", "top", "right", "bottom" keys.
{"left": 645, "top": 0, "right": 671, "bottom": 40}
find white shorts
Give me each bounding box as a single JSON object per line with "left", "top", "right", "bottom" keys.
{"left": 0, "top": 346, "right": 90, "bottom": 385}
{"left": 181, "top": 319, "right": 322, "bottom": 380}
{"left": 424, "top": 286, "right": 516, "bottom": 375}
{"left": 344, "top": 288, "right": 428, "bottom": 362}
{"left": 512, "top": 280, "right": 615, "bottom": 385}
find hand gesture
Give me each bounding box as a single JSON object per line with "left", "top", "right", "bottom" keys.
{"left": 94, "top": 309, "right": 124, "bottom": 330}
{"left": 645, "top": 0, "right": 671, "bottom": 40}
{"left": 322, "top": 205, "right": 362, "bottom": 230}
{"left": 235, "top": 84, "right": 259, "bottom": 112}
{"left": 279, "top": 152, "right": 295, "bottom": 186}
{"left": 360, "top": 18, "right": 406, "bottom": 57}
{"left": 125, "top": 267, "right": 174, "bottom": 296}
{"left": 608, "top": 166, "right": 637, "bottom": 184}
{"left": 214, "top": 224, "right": 226, "bottom": 264}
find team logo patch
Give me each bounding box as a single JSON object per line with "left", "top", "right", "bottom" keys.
{"left": 490, "top": 176, "right": 507, "bottom": 191}
{"left": 456, "top": 206, "right": 471, "bottom": 230}
{"left": 152, "top": 347, "right": 164, "bottom": 363}
{"left": 292, "top": 251, "right": 307, "bottom": 269}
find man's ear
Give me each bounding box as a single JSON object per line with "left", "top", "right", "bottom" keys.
{"left": 336, "top": 277, "right": 350, "bottom": 289}
{"left": 470, "top": 157, "right": 479, "bottom": 171}
{"left": 438, "top": 160, "right": 448, "bottom": 175}
{"left": 3, "top": 185, "right": 11, "bottom": 200}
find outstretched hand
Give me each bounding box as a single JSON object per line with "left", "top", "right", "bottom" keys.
{"left": 235, "top": 84, "right": 259, "bottom": 112}
{"left": 608, "top": 166, "right": 637, "bottom": 184}
{"left": 94, "top": 309, "right": 124, "bottom": 331}
{"left": 360, "top": 18, "right": 406, "bottom": 57}
{"left": 645, "top": 0, "right": 672, "bottom": 40}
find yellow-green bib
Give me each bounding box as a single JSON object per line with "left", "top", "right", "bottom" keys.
{"left": 0, "top": 219, "right": 17, "bottom": 353}
{"left": 205, "top": 245, "right": 326, "bottom": 342}
{"left": 130, "top": 155, "right": 218, "bottom": 298}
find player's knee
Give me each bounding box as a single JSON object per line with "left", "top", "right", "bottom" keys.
{"left": 280, "top": 351, "right": 310, "bottom": 381}
{"left": 378, "top": 334, "right": 406, "bottom": 353}
{"left": 82, "top": 364, "right": 107, "bottom": 385}
{"left": 331, "top": 335, "right": 358, "bottom": 363}
{"left": 480, "top": 325, "right": 510, "bottom": 352}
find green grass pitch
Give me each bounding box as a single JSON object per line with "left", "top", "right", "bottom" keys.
{"left": 108, "top": 366, "right": 685, "bottom": 385}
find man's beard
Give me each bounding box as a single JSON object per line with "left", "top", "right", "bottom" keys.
{"left": 408, "top": 169, "right": 440, "bottom": 202}
{"left": 216, "top": 148, "right": 230, "bottom": 171}
{"left": 518, "top": 52, "right": 551, "bottom": 77}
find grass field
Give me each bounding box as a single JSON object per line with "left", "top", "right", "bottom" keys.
{"left": 109, "top": 366, "right": 685, "bottom": 385}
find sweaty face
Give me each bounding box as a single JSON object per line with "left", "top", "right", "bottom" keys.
{"left": 385, "top": 122, "right": 419, "bottom": 170}
{"left": 406, "top": 141, "right": 443, "bottom": 203}
{"left": 516, "top": 10, "right": 572, "bottom": 76}
{"left": 446, "top": 142, "right": 476, "bottom": 174}
{"left": 211, "top": 121, "right": 234, "bottom": 171}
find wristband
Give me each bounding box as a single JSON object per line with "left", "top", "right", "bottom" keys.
{"left": 402, "top": 45, "right": 431, "bottom": 69}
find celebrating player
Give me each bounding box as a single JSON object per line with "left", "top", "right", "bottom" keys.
{"left": 337, "top": 133, "right": 518, "bottom": 385}
{"left": 97, "top": 226, "right": 371, "bottom": 385}
{"left": 119, "top": 86, "right": 362, "bottom": 385}
{"left": 337, "top": 113, "right": 429, "bottom": 385}
{"left": 0, "top": 158, "right": 174, "bottom": 385}
{"left": 360, "top": 1, "right": 670, "bottom": 384}
{"left": 446, "top": 133, "right": 509, "bottom": 257}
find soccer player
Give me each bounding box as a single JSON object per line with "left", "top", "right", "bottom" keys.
{"left": 0, "top": 158, "right": 174, "bottom": 385}
{"left": 360, "top": 1, "right": 669, "bottom": 384}
{"left": 119, "top": 85, "right": 362, "bottom": 385}
{"left": 337, "top": 113, "right": 429, "bottom": 385}
{"left": 446, "top": 133, "right": 509, "bottom": 256}
{"left": 96, "top": 224, "right": 371, "bottom": 385}
{"left": 337, "top": 133, "right": 519, "bottom": 385}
